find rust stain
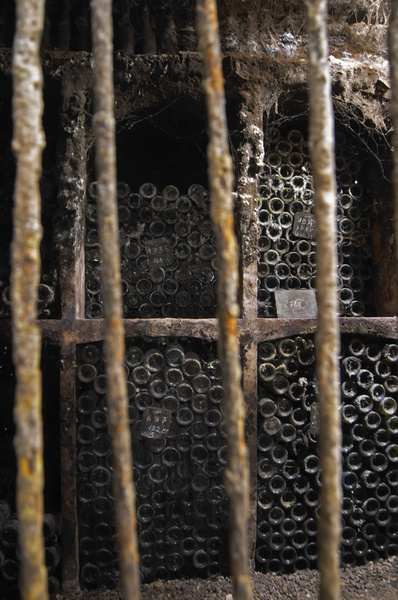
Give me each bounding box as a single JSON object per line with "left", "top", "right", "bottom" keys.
{"left": 196, "top": 1, "right": 253, "bottom": 599}
{"left": 91, "top": 1, "right": 141, "bottom": 599}
{"left": 20, "top": 456, "right": 33, "bottom": 477}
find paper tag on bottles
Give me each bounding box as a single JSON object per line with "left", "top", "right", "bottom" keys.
{"left": 140, "top": 408, "right": 172, "bottom": 439}
{"left": 310, "top": 402, "right": 320, "bottom": 435}
{"left": 145, "top": 238, "right": 173, "bottom": 267}
{"left": 293, "top": 212, "right": 317, "bottom": 240}
{"left": 275, "top": 289, "right": 318, "bottom": 318}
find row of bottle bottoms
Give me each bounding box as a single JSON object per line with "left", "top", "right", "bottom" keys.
{"left": 76, "top": 340, "right": 229, "bottom": 584}
{"left": 0, "top": 506, "right": 61, "bottom": 595}
{"left": 86, "top": 182, "right": 219, "bottom": 319}
{"left": 256, "top": 334, "right": 398, "bottom": 572}
{"left": 258, "top": 127, "right": 374, "bottom": 317}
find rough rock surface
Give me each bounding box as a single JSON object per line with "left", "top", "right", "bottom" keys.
{"left": 56, "top": 558, "right": 398, "bottom": 600}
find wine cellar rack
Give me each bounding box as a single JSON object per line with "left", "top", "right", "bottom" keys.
{"left": 1, "top": 6, "right": 398, "bottom": 595}
{"left": 256, "top": 334, "right": 398, "bottom": 574}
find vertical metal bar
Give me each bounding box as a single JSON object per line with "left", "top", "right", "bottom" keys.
{"left": 58, "top": 0, "right": 72, "bottom": 51}
{"left": 237, "top": 107, "right": 263, "bottom": 561}
{"left": 60, "top": 342, "right": 79, "bottom": 591}
{"left": 305, "top": 2, "right": 341, "bottom": 600}
{"left": 90, "top": 2, "right": 141, "bottom": 599}
{"left": 55, "top": 69, "right": 88, "bottom": 591}
{"left": 196, "top": 2, "right": 252, "bottom": 599}
{"left": 389, "top": 0, "right": 398, "bottom": 265}
{"left": 10, "top": 1, "right": 49, "bottom": 599}
{"left": 241, "top": 343, "right": 258, "bottom": 562}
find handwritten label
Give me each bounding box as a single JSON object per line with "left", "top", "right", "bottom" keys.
{"left": 310, "top": 402, "right": 320, "bottom": 435}
{"left": 275, "top": 289, "right": 318, "bottom": 318}
{"left": 145, "top": 238, "right": 173, "bottom": 268}
{"left": 140, "top": 408, "right": 171, "bottom": 439}
{"left": 293, "top": 212, "right": 317, "bottom": 240}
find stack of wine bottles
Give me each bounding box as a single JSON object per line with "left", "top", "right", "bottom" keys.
{"left": 76, "top": 340, "right": 229, "bottom": 587}
{"left": 85, "top": 182, "right": 218, "bottom": 319}
{"left": 256, "top": 335, "right": 398, "bottom": 574}
{"left": 257, "top": 127, "right": 375, "bottom": 317}
{"left": 0, "top": 504, "right": 61, "bottom": 599}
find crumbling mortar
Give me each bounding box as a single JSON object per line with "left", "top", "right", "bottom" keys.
{"left": 232, "top": 99, "right": 264, "bottom": 268}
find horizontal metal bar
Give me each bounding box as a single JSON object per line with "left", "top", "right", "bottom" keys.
{"left": 0, "top": 316, "right": 397, "bottom": 345}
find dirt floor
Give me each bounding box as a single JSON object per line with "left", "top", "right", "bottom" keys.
{"left": 56, "top": 558, "right": 398, "bottom": 600}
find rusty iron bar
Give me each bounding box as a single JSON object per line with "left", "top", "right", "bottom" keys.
{"left": 10, "top": 1, "right": 49, "bottom": 599}
{"left": 56, "top": 74, "right": 90, "bottom": 591}
{"left": 305, "top": 1, "right": 342, "bottom": 599}
{"left": 90, "top": 1, "right": 141, "bottom": 598}
{"left": 196, "top": 2, "right": 252, "bottom": 598}
{"left": 390, "top": 0, "right": 398, "bottom": 266}
{"left": 1, "top": 315, "right": 397, "bottom": 348}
